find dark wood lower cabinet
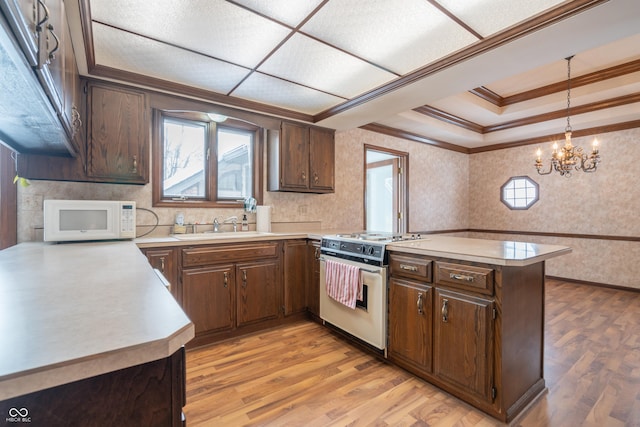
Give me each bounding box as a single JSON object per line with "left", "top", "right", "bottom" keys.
{"left": 433, "top": 288, "right": 493, "bottom": 402}
{"left": 0, "top": 348, "right": 186, "bottom": 427}
{"left": 388, "top": 278, "right": 433, "bottom": 376}
{"left": 388, "top": 250, "right": 546, "bottom": 423}
{"left": 236, "top": 259, "right": 280, "bottom": 327}
{"left": 182, "top": 264, "right": 235, "bottom": 336}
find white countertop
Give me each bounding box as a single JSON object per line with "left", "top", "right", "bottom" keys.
{"left": 386, "top": 235, "right": 571, "bottom": 266}
{"left": 0, "top": 241, "right": 194, "bottom": 401}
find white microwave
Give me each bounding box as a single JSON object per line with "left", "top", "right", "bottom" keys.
{"left": 44, "top": 200, "right": 136, "bottom": 242}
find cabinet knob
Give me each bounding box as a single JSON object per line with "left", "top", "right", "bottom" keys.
{"left": 417, "top": 292, "right": 424, "bottom": 315}
{"left": 223, "top": 272, "right": 228, "bottom": 287}
{"left": 441, "top": 298, "right": 449, "bottom": 322}
{"left": 242, "top": 270, "right": 247, "bottom": 287}
{"left": 159, "top": 257, "right": 165, "bottom": 273}
{"left": 301, "top": 171, "right": 306, "bottom": 182}
{"left": 400, "top": 264, "right": 418, "bottom": 272}
{"left": 313, "top": 173, "right": 319, "bottom": 184}
{"left": 131, "top": 155, "right": 138, "bottom": 174}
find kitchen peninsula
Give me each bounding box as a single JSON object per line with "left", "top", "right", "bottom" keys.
{"left": 385, "top": 235, "right": 571, "bottom": 422}
{"left": 0, "top": 242, "right": 194, "bottom": 426}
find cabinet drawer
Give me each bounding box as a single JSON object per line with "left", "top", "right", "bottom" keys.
{"left": 434, "top": 262, "right": 494, "bottom": 295}
{"left": 389, "top": 253, "right": 432, "bottom": 282}
{"left": 182, "top": 242, "right": 279, "bottom": 267}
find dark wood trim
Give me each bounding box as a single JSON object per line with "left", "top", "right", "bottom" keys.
{"left": 361, "top": 124, "right": 470, "bottom": 154}
{"left": 483, "top": 92, "right": 640, "bottom": 133}
{"left": 470, "top": 59, "right": 640, "bottom": 107}
{"left": 78, "top": 0, "right": 95, "bottom": 69}
{"left": 88, "top": 65, "right": 315, "bottom": 123}
{"left": 469, "top": 87, "right": 503, "bottom": 107}
{"left": 469, "top": 119, "right": 640, "bottom": 153}
{"left": 314, "top": 0, "right": 608, "bottom": 122}
{"left": 501, "top": 59, "right": 640, "bottom": 106}
{"left": 410, "top": 228, "right": 469, "bottom": 235}
{"left": 417, "top": 92, "right": 640, "bottom": 135}
{"left": 413, "top": 106, "right": 484, "bottom": 133}
{"left": 0, "top": 145, "right": 18, "bottom": 249}
{"left": 468, "top": 228, "right": 640, "bottom": 243}
{"left": 546, "top": 276, "right": 640, "bottom": 294}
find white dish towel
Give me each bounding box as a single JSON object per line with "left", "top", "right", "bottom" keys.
{"left": 325, "top": 259, "right": 362, "bottom": 309}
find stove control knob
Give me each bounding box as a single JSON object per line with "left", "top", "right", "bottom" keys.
{"left": 365, "top": 246, "right": 376, "bottom": 255}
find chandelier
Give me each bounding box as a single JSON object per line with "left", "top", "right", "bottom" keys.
{"left": 535, "top": 55, "right": 600, "bottom": 177}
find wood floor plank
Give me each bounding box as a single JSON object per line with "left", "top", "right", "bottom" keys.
{"left": 184, "top": 279, "right": 640, "bottom": 426}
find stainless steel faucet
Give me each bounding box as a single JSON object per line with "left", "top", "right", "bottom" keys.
{"left": 213, "top": 217, "right": 220, "bottom": 232}
{"left": 224, "top": 216, "right": 238, "bottom": 232}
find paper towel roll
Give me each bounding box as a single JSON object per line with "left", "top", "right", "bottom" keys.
{"left": 256, "top": 205, "right": 271, "bottom": 232}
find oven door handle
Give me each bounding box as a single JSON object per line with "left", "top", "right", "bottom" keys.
{"left": 319, "top": 256, "right": 380, "bottom": 274}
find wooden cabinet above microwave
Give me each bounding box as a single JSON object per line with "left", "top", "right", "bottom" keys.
{"left": 0, "top": 0, "right": 82, "bottom": 156}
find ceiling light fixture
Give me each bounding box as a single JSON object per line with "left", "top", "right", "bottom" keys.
{"left": 207, "top": 113, "right": 227, "bottom": 123}
{"left": 535, "top": 55, "right": 600, "bottom": 177}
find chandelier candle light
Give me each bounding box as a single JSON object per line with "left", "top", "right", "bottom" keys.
{"left": 535, "top": 55, "right": 600, "bottom": 177}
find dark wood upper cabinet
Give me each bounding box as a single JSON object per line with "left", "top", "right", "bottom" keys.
{"left": 87, "top": 83, "right": 148, "bottom": 183}
{"left": 268, "top": 121, "right": 335, "bottom": 193}
{"left": 309, "top": 127, "right": 335, "bottom": 192}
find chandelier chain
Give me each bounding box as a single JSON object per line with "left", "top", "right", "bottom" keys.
{"left": 566, "top": 55, "right": 572, "bottom": 132}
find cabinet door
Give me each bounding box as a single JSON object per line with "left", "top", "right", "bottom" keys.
{"left": 433, "top": 288, "right": 494, "bottom": 402}
{"left": 182, "top": 265, "right": 235, "bottom": 336}
{"left": 0, "top": 0, "right": 39, "bottom": 66}
{"left": 279, "top": 122, "right": 309, "bottom": 190}
{"left": 283, "top": 240, "right": 307, "bottom": 316}
{"left": 306, "top": 240, "right": 321, "bottom": 317}
{"left": 309, "top": 127, "right": 335, "bottom": 192}
{"left": 143, "top": 248, "right": 179, "bottom": 302}
{"left": 237, "top": 260, "right": 280, "bottom": 327}
{"left": 388, "top": 278, "right": 433, "bottom": 374}
{"left": 87, "top": 83, "right": 148, "bottom": 183}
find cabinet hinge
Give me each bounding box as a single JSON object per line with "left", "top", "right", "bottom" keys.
{"left": 398, "top": 166, "right": 403, "bottom": 174}
{"left": 398, "top": 212, "right": 403, "bottom": 220}
{"left": 492, "top": 308, "right": 497, "bottom": 320}
{"left": 492, "top": 386, "right": 497, "bottom": 401}
{"left": 206, "top": 147, "right": 210, "bottom": 160}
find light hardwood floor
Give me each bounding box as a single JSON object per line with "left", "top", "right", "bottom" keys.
{"left": 183, "top": 279, "right": 640, "bottom": 426}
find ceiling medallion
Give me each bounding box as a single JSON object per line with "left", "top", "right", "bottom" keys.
{"left": 535, "top": 56, "right": 600, "bottom": 177}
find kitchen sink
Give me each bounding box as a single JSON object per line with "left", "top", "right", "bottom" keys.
{"left": 171, "top": 231, "right": 274, "bottom": 240}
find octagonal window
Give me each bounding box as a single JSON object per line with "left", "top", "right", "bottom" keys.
{"left": 501, "top": 176, "right": 539, "bottom": 210}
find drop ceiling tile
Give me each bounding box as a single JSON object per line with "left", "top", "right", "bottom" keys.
{"left": 231, "top": 0, "right": 325, "bottom": 27}
{"left": 89, "top": 0, "right": 290, "bottom": 68}
{"left": 258, "top": 33, "right": 397, "bottom": 99}
{"left": 301, "top": 0, "right": 479, "bottom": 75}
{"left": 232, "top": 72, "right": 345, "bottom": 115}
{"left": 437, "top": 0, "right": 565, "bottom": 37}
{"left": 93, "top": 23, "right": 250, "bottom": 94}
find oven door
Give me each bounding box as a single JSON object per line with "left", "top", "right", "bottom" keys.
{"left": 319, "top": 254, "right": 387, "bottom": 350}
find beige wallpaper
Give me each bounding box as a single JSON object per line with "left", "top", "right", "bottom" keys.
{"left": 468, "top": 128, "right": 640, "bottom": 289}
{"left": 15, "top": 126, "right": 639, "bottom": 289}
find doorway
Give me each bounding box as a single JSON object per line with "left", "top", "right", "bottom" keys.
{"left": 364, "top": 146, "right": 408, "bottom": 233}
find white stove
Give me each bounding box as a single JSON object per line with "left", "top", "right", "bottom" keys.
{"left": 319, "top": 232, "right": 424, "bottom": 353}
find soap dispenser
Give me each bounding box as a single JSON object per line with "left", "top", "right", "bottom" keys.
{"left": 241, "top": 214, "right": 249, "bottom": 231}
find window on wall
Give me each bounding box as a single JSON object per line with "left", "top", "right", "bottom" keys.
{"left": 153, "top": 111, "right": 262, "bottom": 207}
{"left": 500, "top": 176, "right": 539, "bottom": 210}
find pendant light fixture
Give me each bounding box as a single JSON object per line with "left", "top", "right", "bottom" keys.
{"left": 535, "top": 56, "right": 600, "bottom": 177}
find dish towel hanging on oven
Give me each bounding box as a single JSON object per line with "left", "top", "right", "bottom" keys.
{"left": 325, "top": 259, "right": 362, "bottom": 309}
